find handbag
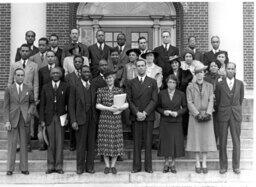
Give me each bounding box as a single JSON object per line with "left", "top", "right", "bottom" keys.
{"left": 195, "top": 111, "right": 211, "bottom": 122}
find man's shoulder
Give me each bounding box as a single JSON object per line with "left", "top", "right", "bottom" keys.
{"left": 154, "top": 45, "right": 163, "bottom": 51}
{"left": 88, "top": 43, "right": 97, "bottom": 49}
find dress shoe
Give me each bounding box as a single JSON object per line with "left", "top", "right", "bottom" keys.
{"left": 163, "top": 165, "right": 169, "bottom": 173}
{"left": 104, "top": 167, "right": 110, "bottom": 174}
{"left": 219, "top": 169, "right": 227, "bottom": 174}
{"left": 39, "top": 146, "right": 47, "bottom": 151}
{"left": 117, "top": 156, "right": 123, "bottom": 161}
{"left": 169, "top": 165, "right": 177, "bottom": 174}
{"left": 69, "top": 146, "right": 76, "bottom": 151}
{"left": 195, "top": 166, "right": 201, "bottom": 174}
{"left": 202, "top": 167, "right": 208, "bottom": 174}
{"left": 45, "top": 169, "right": 55, "bottom": 174}
{"left": 131, "top": 169, "right": 141, "bottom": 173}
{"left": 233, "top": 168, "right": 241, "bottom": 174}
{"left": 111, "top": 167, "right": 117, "bottom": 174}
{"left": 21, "top": 171, "right": 29, "bottom": 175}
{"left": 86, "top": 169, "right": 95, "bottom": 174}
{"left": 56, "top": 169, "right": 64, "bottom": 174}
{"left": 145, "top": 169, "right": 153, "bottom": 173}
{"left": 16, "top": 147, "right": 20, "bottom": 152}
{"left": 76, "top": 170, "right": 83, "bottom": 175}
{"left": 6, "top": 171, "right": 13, "bottom": 176}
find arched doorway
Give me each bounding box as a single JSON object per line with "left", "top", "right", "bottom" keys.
{"left": 77, "top": 2, "right": 176, "bottom": 49}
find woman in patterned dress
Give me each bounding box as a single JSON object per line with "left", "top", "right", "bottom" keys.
{"left": 96, "top": 70, "right": 129, "bottom": 174}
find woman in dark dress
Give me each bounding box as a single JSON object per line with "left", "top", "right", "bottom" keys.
{"left": 157, "top": 74, "right": 187, "bottom": 173}
{"left": 96, "top": 70, "right": 129, "bottom": 174}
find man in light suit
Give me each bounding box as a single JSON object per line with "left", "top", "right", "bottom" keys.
{"left": 69, "top": 65, "right": 92, "bottom": 174}
{"left": 29, "top": 37, "right": 49, "bottom": 70}
{"left": 127, "top": 59, "right": 158, "bottom": 173}
{"left": 88, "top": 29, "right": 111, "bottom": 78}
{"left": 65, "top": 54, "right": 84, "bottom": 151}
{"left": 62, "top": 28, "right": 89, "bottom": 62}
{"left": 8, "top": 44, "right": 39, "bottom": 151}
{"left": 15, "top": 30, "right": 39, "bottom": 62}
{"left": 40, "top": 67, "right": 69, "bottom": 174}
{"left": 4, "top": 68, "right": 35, "bottom": 175}
{"left": 184, "top": 36, "right": 204, "bottom": 62}
{"left": 203, "top": 36, "right": 229, "bottom": 67}
{"left": 216, "top": 62, "right": 244, "bottom": 175}
{"left": 154, "top": 31, "right": 179, "bottom": 80}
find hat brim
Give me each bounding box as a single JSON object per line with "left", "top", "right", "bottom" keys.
{"left": 126, "top": 48, "right": 141, "bottom": 56}
{"left": 194, "top": 66, "right": 208, "bottom": 74}
{"left": 169, "top": 56, "right": 181, "bottom": 62}
{"left": 141, "top": 51, "right": 159, "bottom": 59}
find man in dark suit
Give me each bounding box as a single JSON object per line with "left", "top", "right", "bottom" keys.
{"left": 62, "top": 29, "right": 89, "bottom": 63}
{"left": 216, "top": 62, "right": 244, "bottom": 175}
{"left": 88, "top": 30, "right": 111, "bottom": 78}
{"left": 69, "top": 65, "right": 92, "bottom": 174}
{"left": 154, "top": 31, "right": 179, "bottom": 80}
{"left": 203, "top": 36, "right": 229, "bottom": 67}
{"left": 40, "top": 67, "right": 69, "bottom": 174}
{"left": 185, "top": 36, "right": 204, "bottom": 62}
{"left": 49, "top": 34, "right": 63, "bottom": 67}
{"left": 4, "top": 68, "right": 34, "bottom": 175}
{"left": 138, "top": 36, "right": 148, "bottom": 56}
{"left": 15, "top": 30, "right": 39, "bottom": 62}
{"left": 127, "top": 59, "right": 158, "bottom": 173}
{"left": 86, "top": 59, "right": 108, "bottom": 172}
{"left": 65, "top": 54, "right": 84, "bottom": 151}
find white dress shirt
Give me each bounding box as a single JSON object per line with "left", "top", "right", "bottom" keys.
{"left": 97, "top": 42, "right": 105, "bottom": 50}
{"left": 226, "top": 77, "right": 234, "bottom": 90}
{"left": 15, "top": 83, "right": 23, "bottom": 94}
{"left": 137, "top": 74, "right": 146, "bottom": 83}
{"left": 52, "top": 80, "right": 60, "bottom": 89}
{"left": 162, "top": 43, "right": 170, "bottom": 51}
{"left": 81, "top": 79, "right": 90, "bottom": 88}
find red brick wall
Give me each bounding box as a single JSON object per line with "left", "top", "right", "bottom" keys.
{"left": 181, "top": 2, "right": 209, "bottom": 53}
{"left": 0, "top": 4, "right": 11, "bottom": 90}
{"left": 243, "top": 2, "right": 254, "bottom": 90}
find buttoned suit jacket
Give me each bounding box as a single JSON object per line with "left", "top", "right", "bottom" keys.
{"left": 115, "top": 45, "right": 129, "bottom": 66}
{"left": 215, "top": 79, "right": 244, "bottom": 122}
{"left": 29, "top": 52, "right": 48, "bottom": 69}
{"left": 39, "top": 81, "right": 69, "bottom": 125}
{"left": 127, "top": 76, "right": 158, "bottom": 121}
{"left": 8, "top": 60, "right": 39, "bottom": 101}
{"left": 3, "top": 83, "right": 34, "bottom": 127}
{"left": 15, "top": 45, "right": 39, "bottom": 62}
{"left": 88, "top": 43, "right": 111, "bottom": 77}
{"left": 69, "top": 79, "right": 92, "bottom": 125}
{"left": 154, "top": 45, "right": 179, "bottom": 79}
{"left": 38, "top": 66, "right": 52, "bottom": 99}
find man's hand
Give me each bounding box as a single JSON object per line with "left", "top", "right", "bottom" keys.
{"left": 72, "top": 122, "right": 79, "bottom": 131}
{"left": 35, "top": 100, "right": 40, "bottom": 105}
{"left": 5, "top": 122, "right": 11, "bottom": 131}
{"left": 41, "top": 121, "right": 45, "bottom": 127}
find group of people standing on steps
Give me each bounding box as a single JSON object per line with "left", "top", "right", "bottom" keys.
{"left": 3, "top": 28, "right": 244, "bottom": 176}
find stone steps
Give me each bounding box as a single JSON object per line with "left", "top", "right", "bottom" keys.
{"left": 0, "top": 159, "right": 253, "bottom": 172}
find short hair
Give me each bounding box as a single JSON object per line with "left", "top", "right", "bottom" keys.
{"left": 135, "top": 59, "right": 147, "bottom": 66}
{"left": 14, "top": 68, "right": 25, "bottom": 75}
{"left": 82, "top": 64, "right": 90, "bottom": 70}
{"left": 166, "top": 74, "right": 178, "bottom": 84}
{"left": 73, "top": 54, "right": 84, "bottom": 63}
{"left": 25, "top": 30, "right": 36, "bottom": 37}
{"left": 96, "top": 29, "right": 105, "bottom": 35}
{"left": 70, "top": 28, "right": 79, "bottom": 34}
{"left": 46, "top": 50, "right": 56, "bottom": 56}
{"left": 162, "top": 30, "right": 171, "bottom": 36}
{"left": 99, "top": 58, "right": 108, "bottom": 64}
{"left": 211, "top": 60, "right": 221, "bottom": 69}
{"left": 49, "top": 33, "right": 59, "bottom": 40}
{"left": 138, "top": 36, "right": 146, "bottom": 43}
{"left": 226, "top": 62, "right": 236, "bottom": 69}
{"left": 211, "top": 35, "right": 220, "bottom": 42}
{"left": 50, "top": 67, "right": 63, "bottom": 76}
{"left": 188, "top": 36, "right": 196, "bottom": 42}
{"left": 117, "top": 32, "right": 126, "bottom": 39}
{"left": 20, "top": 43, "right": 30, "bottom": 49}
{"left": 39, "top": 37, "right": 49, "bottom": 44}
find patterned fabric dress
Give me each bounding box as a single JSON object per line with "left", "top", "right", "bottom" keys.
{"left": 97, "top": 86, "right": 124, "bottom": 157}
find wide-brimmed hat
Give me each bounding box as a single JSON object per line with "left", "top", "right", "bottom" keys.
{"left": 103, "top": 69, "right": 117, "bottom": 78}
{"left": 169, "top": 55, "right": 181, "bottom": 63}
{"left": 194, "top": 62, "right": 208, "bottom": 74}
{"left": 68, "top": 44, "right": 81, "bottom": 54}
{"left": 126, "top": 48, "right": 141, "bottom": 56}
{"left": 140, "top": 49, "right": 159, "bottom": 59}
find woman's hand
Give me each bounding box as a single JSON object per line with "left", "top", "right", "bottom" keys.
{"left": 171, "top": 111, "right": 178, "bottom": 117}
{"left": 163, "top": 110, "right": 170, "bottom": 116}
{"left": 109, "top": 105, "right": 119, "bottom": 113}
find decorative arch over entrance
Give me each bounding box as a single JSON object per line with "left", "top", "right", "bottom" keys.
{"left": 77, "top": 2, "right": 177, "bottom": 48}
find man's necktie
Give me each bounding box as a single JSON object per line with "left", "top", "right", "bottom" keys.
{"left": 54, "top": 83, "right": 58, "bottom": 91}
{"left": 18, "top": 85, "right": 22, "bottom": 100}
{"left": 23, "top": 60, "right": 26, "bottom": 69}
{"left": 41, "top": 54, "right": 44, "bottom": 62}
{"left": 165, "top": 44, "right": 168, "bottom": 51}
{"left": 99, "top": 43, "right": 103, "bottom": 51}
{"left": 229, "top": 81, "right": 233, "bottom": 90}
{"left": 85, "top": 81, "right": 90, "bottom": 89}
{"left": 140, "top": 77, "right": 143, "bottom": 84}
{"left": 119, "top": 47, "right": 122, "bottom": 54}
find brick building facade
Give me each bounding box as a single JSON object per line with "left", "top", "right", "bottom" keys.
{"left": 0, "top": 2, "right": 254, "bottom": 91}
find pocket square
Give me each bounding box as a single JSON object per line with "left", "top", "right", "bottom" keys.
{"left": 26, "top": 92, "right": 29, "bottom": 95}
{"left": 148, "top": 86, "right": 151, "bottom": 88}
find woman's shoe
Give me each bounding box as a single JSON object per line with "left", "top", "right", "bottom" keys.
{"left": 111, "top": 167, "right": 117, "bottom": 174}
{"left": 202, "top": 167, "right": 208, "bottom": 174}
{"left": 104, "top": 167, "right": 110, "bottom": 174}
{"left": 195, "top": 166, "right": 201, "bottom": 174}
{"left": 163, "top": 165, "right": 169, "bottom": 173}
{"left": 169, "top": 165, "right": 177, "bottom": 173}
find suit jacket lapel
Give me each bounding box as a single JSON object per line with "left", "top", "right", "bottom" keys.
{"left": 77, "top": 80, "right": 86, "bottom": 105}
{"left": 20, "top": 84, "right": 28, "bottom": 101}
{"left": 11, "top": 84, "right": 19, "bottom": 101}
{"left": 223, "top": 79, "right": 232, "bottom": 97}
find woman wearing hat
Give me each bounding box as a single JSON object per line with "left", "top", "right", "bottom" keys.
{"left": 186, "top": 63, "right": 217, "bottom": 174}
{"left": 204, "top": 60, "right": 222, "bottom": 145}
{"left": 96, "top": 70, "right": 129, "bottom": 174}
{"left": 216, "top": 51, "right": 229, "bottom": 77}
{"left": 157, "top": 74, "right": 187, "bottom": 173}
{"left": 141, "top": 50, "right": 163, "bottom": 89}
{"left": 63, "top": 44, "right": 89, "bottom": 76}
{"left": 168, "top": 55, "right": 193, "bottom": 137}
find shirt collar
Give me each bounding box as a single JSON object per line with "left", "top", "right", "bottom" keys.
{"left": 48, "top": 63, "right": 55, "bottom": 69}
{"left": 162, "top": 43, "right": 170, "bottom": 49}
{"left": 52, "top": 80, "right": 60, "bottom": 88}
{"left": 51, "top": 47, "right": 58, "bottom": 52}
{"left": 15, "top": 82, "right": 23, "bottom": 91}
{"left": 226, "top": 77, "right": 234, "bottom": 83}
{"left": 81, "top": 79, "right": 90, "bottom": 85}
{"left": 97, "top": 42, "right": 104, "bottom": 48}
{"left": 137, "top": 74, "right": 146, "bottom": 82}
{"left": 212, "top": 49, "right": 220, "bottom": 54}
{"left": 21, "top": 59, "right": 28, "bottom": 65}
